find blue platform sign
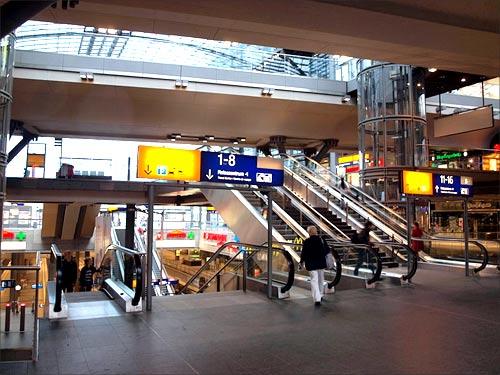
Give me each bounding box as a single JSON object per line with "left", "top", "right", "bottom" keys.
{"left": 433, "top": 174, "right": 473, "bottom": 197}
{"left": 200, "top": 151, "right": 283, "bottom": 186}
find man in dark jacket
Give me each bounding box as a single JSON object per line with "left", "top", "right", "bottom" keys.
{"left": 61, "top": 252, "right": 77, "bottom": 293}
{"left": 300, "top": 225, "right": 329, "bottom": 306}
{"left": 79, "top": 258, "right": 96, "bottom": 292}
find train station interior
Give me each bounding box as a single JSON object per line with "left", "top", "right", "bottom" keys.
{"left": 0, "top": 1, "right": 499, "bottom": 374}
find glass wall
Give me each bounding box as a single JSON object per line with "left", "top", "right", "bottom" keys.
{"left": 357, "top": 62, "right": 428, "bottom": 201}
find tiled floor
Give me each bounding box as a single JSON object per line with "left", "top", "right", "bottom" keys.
{"left": 1, "top": 269, "right": 499, "bottom": 375}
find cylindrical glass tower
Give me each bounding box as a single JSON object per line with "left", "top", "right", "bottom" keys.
{"left": 0, "top": 34, "right": 15, "bottom": 246}
{"left": 357, "top": 60, "right": 427, "bottom": 202}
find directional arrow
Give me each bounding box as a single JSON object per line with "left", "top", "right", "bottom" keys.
{"left": 206, "top": 169, "right": 214, "bottom": 180}
{"left": 435, "top": 185, "right": 439, "bottom": 193}
{"left": 144, "top": 165, "right": 152, "bottom": 175}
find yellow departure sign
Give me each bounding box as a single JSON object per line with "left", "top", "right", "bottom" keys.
{"left": 402, "top": 170, "right": 433, "bottom": 196}
{"left": 137, "top": 146, "right": 201, "bottom": 181}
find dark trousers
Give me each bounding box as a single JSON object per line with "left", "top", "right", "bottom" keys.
{"left": 62, "top": 283, "right": 74, "bottom": 293}
{"left": 354, "top": 249, "right": 375, "bottom": 275}
{"left": 80, "top": 285, "right": 92, "bottom": 292}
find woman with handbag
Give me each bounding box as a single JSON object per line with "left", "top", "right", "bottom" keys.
{"left": 300, "top": 225, "right": 329, "bottom": 306}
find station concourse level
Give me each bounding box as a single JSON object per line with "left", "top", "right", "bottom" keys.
{"left": 0, "top": 1, "right": 499, "bottom": 374}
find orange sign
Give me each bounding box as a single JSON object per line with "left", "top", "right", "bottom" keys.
{"left": 27, "top": 153, "right": 45, "bottom": 168}
{"left": 402, "top": 170, "right": 433, "bottom": 196}
{"left": 137, "top": 146, "right": 201, "bottom": 181}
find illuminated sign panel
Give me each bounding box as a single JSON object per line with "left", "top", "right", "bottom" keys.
{"left": 402, "top": 171, "right": 433, "bottom": 196}
{"left": 137, "top": 146, "right": 201, "bottom": 181}
{"left": 433, "top": 174, "right": 473, "bottom": 196}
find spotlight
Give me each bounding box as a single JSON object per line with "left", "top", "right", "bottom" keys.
{"left": 238, "top": 137, "right": 246, "bottom": 142}
{"left": 169, "top": 137, "right": 176, "bottom": 142}
{"left": 428, "top": 68, "right": 437, "bottom": 72}
{"left": 201, "top": 137, "right": 208, "bottom": 144}
{"left": 416, "top": 83, "right": 422, "bottom": 87}
{"left": 206, "top": 135, "right": 215, "bottom": 141}
{"left": 173, "top": 134, "right": 181, "bottom": 139}
{"left": 461, "top": 77, "right": 466, "bottom": 82}
{"left": 233, "top": 140, "right": 239, "bottom": 145}
{"left": 463, "top": 151, "right": 468, "bottom": 157}
{"left": 341, "top": 95, "right": 351, "bottom": 103}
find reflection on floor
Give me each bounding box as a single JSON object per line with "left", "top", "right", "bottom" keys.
{"left": 1, "top": 269, "right": 499, "bottom": 374}
{"left": 65, "top": 291, "right": 124, "bottom": 321}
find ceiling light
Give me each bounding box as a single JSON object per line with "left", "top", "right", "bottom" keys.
{"left": 461, "top": 77, "right": 466, "bottom": 82}
{"left": 97, "top": 27, "right": 107, "bottom": 34}
{"left": 238, "top": 137, "right": 246, "bottom": 142}
{"left": 173, "top": 134, "right": 181, "bottom": 139}
{"left": 416, "top": 83, "right": 422, "bottom": 87}
{"left": 233, "top": 140, "right": 239, "bottom": 145}
{"left": 428, "top": 68, "right": 437, "bottom": 72}
{"left": 463, "top": 151, "right": 468, "bottom": 157}
{"left": 107, "top": 28, "right": 117, "bottom": 35}
{"left": 170, "top": 137, "right": 176, "bottom": 142}
{"left": 201, "top": 137, "right": 208, "bottom": 144}
{"left": 206, "top": 135, "right": 215, "bottom": 141}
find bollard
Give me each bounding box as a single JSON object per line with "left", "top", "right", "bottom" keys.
{"left": 5, "top": 304, "right": 11, "bottom": 332}
{"left": 20, "top": 304, "right": 26, "bottom": 332}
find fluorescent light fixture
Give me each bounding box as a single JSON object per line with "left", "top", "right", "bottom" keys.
{"left": 428, "top": 67, "right": 437, "bottom": 72}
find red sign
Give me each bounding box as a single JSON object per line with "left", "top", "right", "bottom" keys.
{"left": 203, "top": 232, "right": 228, "bottom": 245}
{"left": 494, "top": 144, "right": 500, "bottom": 152}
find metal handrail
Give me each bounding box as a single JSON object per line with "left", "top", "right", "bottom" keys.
{"left": 179, "top": 241, "right": 295, "bottom": 294}
{"left": 283, "top": 154, "right": 407, "bottom": 235}
{"left": 283, "top": 164, "right": 409, "bottom": 246}
{"left": 277, "top": 183, "right": 350, "bottom": 240}
{"left": 371, "top": 241, "right": 417, "bottom": 280}
{"left": 50, "top": 244, "right": 63, "bottom": 313}
{"left": 412, "top": 236, "right": 489, "bottom": 273}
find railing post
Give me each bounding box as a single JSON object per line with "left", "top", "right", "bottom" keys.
{"left": 33, "top": 268, "right": 39, "bottom": 361}
{"left": 267, "top": 191, "right": 273, "bottom": 299}
{"left": 464, "top": 198, "right": 470, "bottom": 276}
{"left": 242, "top": 250, "right": 247, "bottom": 292}
{"left": 216, "top": 274, "right": 221, "bottom": 292}
{"left": 146, "top": 185, "right": 154, "bottom": 310}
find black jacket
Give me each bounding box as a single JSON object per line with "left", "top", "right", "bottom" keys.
{"left": 300, "top": 235, "right": 328, "bottom": 271}
{"left": 61, "top": 259, "right": 77, "bottom": 285}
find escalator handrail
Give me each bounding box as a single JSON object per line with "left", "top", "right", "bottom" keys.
{"left": 283, "top": 165, "right": 408, "bottom": 245}
{"left": 411, "top": 236, "right": 489, "bottom": 273}
{"left": 253, "top": 190, "right": 309, "bottom": 239}
{"left": 286, "top": 154, "right": 406, "bottom": 224}
{"left": 50, "top": 243, "right": 63, "bottom": 313}
{"left": 282, "top": 155, "right": 408, "bottom": 238}
{"left": 277, "top": 183, "right": 350, "bottom": 240}
{"left": 370, "top": 241, "right": 417, "bottom": 280}
{"left": 179, "top": 241, "right": 295, "bottom": 294}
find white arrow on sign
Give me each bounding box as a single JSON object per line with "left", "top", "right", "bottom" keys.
{"left": 206, "top": 169, "right": 214, "bottom": 180}
{"left": 435, "top": 185, "right": 440, "bottom": 193}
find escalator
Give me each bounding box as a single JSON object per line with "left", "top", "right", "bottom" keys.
{"left": 283, "top": 154, "right": 492, "bottom": 273}
{"left": 47, "top": 226, "right": 144, "bottom": 320}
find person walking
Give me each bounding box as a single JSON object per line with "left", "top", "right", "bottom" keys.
{"left": 300, "top": 225, "right": 329, "bottom": 306}
{"left": 61, "top": 252, "right": 77, "bottom": 293}
{"left": 353, "top": 221, "right": 374, "bottom": 276}
{"left": 79, "top": 258, "right": 96, "bottom": 292}
{"left": 411, "top": 222, "right": 424, "bottom": 256}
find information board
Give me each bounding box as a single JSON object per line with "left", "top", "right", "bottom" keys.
{"left": 402, "top": 171, "right": 433, "bottom": 196}
{"left": 200, "top": 151, "right": 283, "bottom": 186}
{"left": 137, "top": 146, "right": 201, "bottom": 181}
{"left": 433, "top": 174, "right": 473, "bottom": 197}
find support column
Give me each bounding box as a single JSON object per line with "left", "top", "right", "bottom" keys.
{"left": 0, "top": 34, "right": 15, "bottom": 257}
{"left": 463, "top": 198, "right": 470, "bottom": 276}
{"left": 125, "top": 204, "right": 135, "bottom": 249}
{"left": 146, "top": 185, "right": 154, "bottom": 311}
{"left": 266, "top": 191, "right": 273, "bottom": 299}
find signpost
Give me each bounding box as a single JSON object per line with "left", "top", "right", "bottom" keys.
{"left": 137, "top": 145, "right": 284, "bottom": 187}
{"left": 200, "top": 151, "right": 284, "bottom": 186}
{"left": 433, "top": 174, "right": 473, "bottom": 197}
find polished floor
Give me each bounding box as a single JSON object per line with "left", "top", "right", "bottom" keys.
{"left": 1, "top": 269, "right": 499, "bottom": 375}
